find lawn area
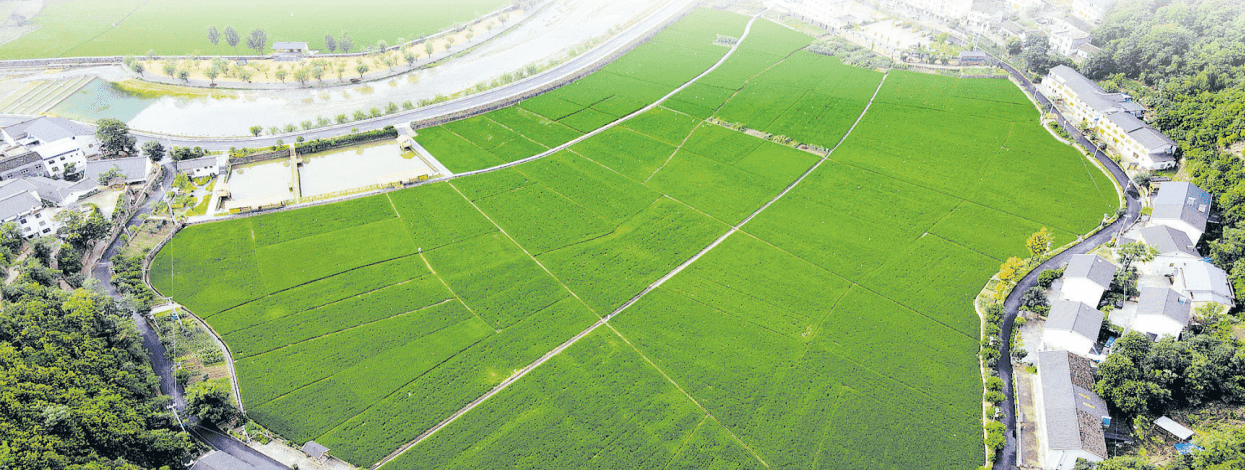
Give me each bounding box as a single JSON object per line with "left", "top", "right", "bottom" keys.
{"left": 149, "top": 10, "right": 1119, "bottom": 470}
{"left": 0, "top": 0, "right": 505, "bottom": 59}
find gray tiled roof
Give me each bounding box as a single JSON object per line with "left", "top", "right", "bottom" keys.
{"left": 1137, "top": 287, "right": 1191, "bottom": 325}
{"left": 3, "top": 117, "right": 92, "bottom": 144}
{"left": 1061, "top": 16, "right": 1094, "bottom": 34}
{"left": 0, "top": 190, "right": 42, "bottom": 221}
{"left": 1152, "top": 182, "right": 1211, "bottom": 232}
{"left": 1046, "top": 300, "right": 1103, "bottom": 341}
{"left": 302, "top": 441, "right": 329, "bottom": 459}
{"left": 1065, "top": 254, "right": 1117, "bottom": 289}
{"left": 175, "top": 155, "right": 219, "bottom": 172}
{"left": 0, "top": 150, "right": 40, "bottom": 173}
{"left": 84, "top": 157, "right": 147, "bottom": 183}
{"left": 1039, "top": 350, "right": 1110, "bottom": 460}
{"left": 0, "top": 177, "right": 89, "bottom": 206}
{"left": 1050, "top": 66, "right": 1145, "bottom": 116}
{"left": 1139, "top": 225, "right": 1198, "bottom": 257}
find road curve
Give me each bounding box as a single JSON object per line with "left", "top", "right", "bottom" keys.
{"left": 990, "top": 57, "right": 1141, "bottom": 470}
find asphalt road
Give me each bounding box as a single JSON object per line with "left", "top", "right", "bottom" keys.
{"left": 990, "top": 58, "right": 1141, "bottom": 470}
{"left": 88, "top": 161, "right": 288, "bottom": 470}
{"left": 123, "top": 0, "right": 697, "bottom": 148}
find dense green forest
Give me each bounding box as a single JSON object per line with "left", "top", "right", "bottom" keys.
{"left": 1079, "top": 0, "right": 1245, "bottom": 297}
{"left": 0, "top": 285, "right": 195, "bottom": 469}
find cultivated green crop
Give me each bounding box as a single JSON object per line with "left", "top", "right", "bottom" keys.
{"left": 151, "top": 9, "right": 1118, "bottom": 469}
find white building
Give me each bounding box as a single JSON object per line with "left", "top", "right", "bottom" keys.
{"left": 175, "top": 155, "right": 221, "bottom": 179}
{"left": 0, "top": 117, "right": 97, "bottom": 180}
{"left": 1045, "top": 66, "right": 1144, "bottom": 124}
{"left": 1150, "top": 182, "right": 1211, "bottom": 244}
{"left": 1036, "top": 350, "right": 1110, "bottom": 470}
{"left": 1101, "top": 113, "right": 1178, "bottom": 170}
{"left": 899, "top": 0, "right": 974, "bottom": 20}
{"left": 1043, "top": 300, "right": 1102, "bottom": 355}
{"left": 84, "top": 157, "right": 152, "bottom": 186}
{"left": 1134, "top": 287, "right": 1192, "bottom": 340}
{"left": 1072, "top": 0, "right": 1113, "bottom": 25}
{"left": 1061, "top": 254, "right": 1117, "bottom": 307}
{"left": 1150, "top": 258, "right": 1235, "bottom": 309}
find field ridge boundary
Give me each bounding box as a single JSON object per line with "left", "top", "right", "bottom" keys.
{"left": 366, "top": 11, "right": 771, "bottom": 468}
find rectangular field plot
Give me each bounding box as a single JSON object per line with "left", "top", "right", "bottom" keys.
{"left": 518, "top": 94, "right": 584, "bottom": 121}
{"left": 696, "top": 49, "right": 784, "bottom": 90}
{"left": 387, "top": 182, "right": 498, "bottom": 250}
{"left": 929, "top": 201, "right": 1076, "bottom": 261}
{"left": 645, "top": 149, "right": 792, "bottom": 224}
{"left": 248, "top": 303, "right": 493, "bottom": 443}
{"left": 539, "top": 197, "right": 727, "bottom": 313}
{"left": 735, "top": 19, "right": 813, "bottom": 58}
{"left": 623, "top": 107, "right": 703, "bottom": 146}
{"left": 385, "top": 328, "right": 709, "bottom": 470}
{"left": 149, "top": 219, "right": 264, "bottom": 316}
{"left": 468, "top": 183, "right": 615, "bottom": 255}
{"left": 483, "top": 106, "right": 582, "bottom": 149}
{"left": 414, "top": 125, "right": 504, "bottom": 173}
{"left": 253, "top": 218, "right": 417, "bottom": 293}
{"left": 661, "top": 234, "right": 851, "bottom": 339}
{"left": 207, "top": 256, "right": 428, "bottom": 335}
{"left": 681, "top": 123, "right": 765, "bottom": 165}
{"left": 556, "top": 108, "right": 616, "bottom": 133}
{"left": 425, "top": 232, "right": 572, "bottom": 328}
{"left": 714, "top": 83, "right": 806, "bottom": 131}
{"left": 856, "top": 235, "right": 999, "bottom": 336}
{"left": 970, "top": 138, "right": 1118, "bottom": 234}
{"left": 316, "top": 297, "right": 598, "bottom": 465}
{"left": 249, "top": 194, "right": 396, "bottom": 247}
{"left": 569, "top": 126, "right": 677, "bottom": 181}
{"left": 517, "top": 151, "right": 661, "bottom": 224}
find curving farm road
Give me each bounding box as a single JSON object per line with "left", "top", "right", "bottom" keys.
{"left": 990, "top": 57, "right": 1141, "bottom": 470}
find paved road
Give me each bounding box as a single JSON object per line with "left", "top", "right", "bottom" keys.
{"left": 88, "top": 159, "right": 288, "bottom": 470}
{"left": 991, "top": 58, "right": 1141, "bottom": 470}
{"left": 106, "top": 0, "right": 698, "bottom": 147}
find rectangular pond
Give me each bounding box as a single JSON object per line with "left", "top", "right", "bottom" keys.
{"left": 298, "top": 141, "right": 437, "bottom": 198}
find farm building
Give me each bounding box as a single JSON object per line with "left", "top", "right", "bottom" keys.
{"left": 302, "top": 441, "right": 330, "bottom": 463}
{"left": 83, "top": 157, "right": 152, "bottom": 185}
{"left": 1061, "top": 254, "right": 1117, "bottom": 306}
{"left": 1035, "top": 350, "right": 1110, "bottom": 470}
{"left": 1043, "top": 300, "right": 1102, "bottom": 356}
{"left": 1150, "top": 182, "right": 1211, "bottom": 243}
{"left": 958, "top": 50, "right": 991, "bottom": 66}
{"left": 1154, "top": 416, "right": 1195, "bottom": 441}
{"left": 175, "top": 155, "right": 221, "bottom": 179}
{"left": 1134, "top": 287, "right": 1192, "bottom": 339}
{"left": 273, "top": 42, "right": 310, "bottom": 54}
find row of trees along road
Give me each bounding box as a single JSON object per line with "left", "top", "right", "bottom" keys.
{"left": 206, "top": 26, "right": 268, "bottom": 55}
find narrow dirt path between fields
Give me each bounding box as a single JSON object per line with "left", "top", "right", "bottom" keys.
{"left": 367, "top": 11, "right": 777, "bottom": 470}
{"left": 370, "top": 16, "right": 898, "bottom": 470}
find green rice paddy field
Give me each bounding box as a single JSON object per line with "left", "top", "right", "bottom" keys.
{"left": 149, "top": 9, "right": 1118, "bottom": 469}
{"left": 0, "top": 0, "right": 504, "bottom": 59}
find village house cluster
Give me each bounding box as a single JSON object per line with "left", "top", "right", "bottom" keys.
{"left": 0, "top": 117, "right": 153, "bottom": 237}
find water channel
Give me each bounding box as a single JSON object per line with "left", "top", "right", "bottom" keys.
{"left": 225, "top": 141, "right": 435, "bottom": 203}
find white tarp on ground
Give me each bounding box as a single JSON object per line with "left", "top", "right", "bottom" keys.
{"left": 1154, "top": 416, "right": 1195, "bottom": 440}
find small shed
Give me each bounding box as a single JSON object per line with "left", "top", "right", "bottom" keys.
{"left": 273, "top": 42, "right": 310, "bottom": 54}
{"left": 1154, "top": 416, "right": 1195, "bottom": 441}
{"left": 302, "top": 440, "right": 330, "bottom": 463}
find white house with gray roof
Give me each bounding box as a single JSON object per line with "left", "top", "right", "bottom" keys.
{"left": 1045, "top": 66, "right": 1144, "bottom": 127}
{"left": 1151, "top": 182, "right": 1212, "bottom": 243}
{"left": 1072, "top": 0, "right": 1114, "bottom": 24}
{"left": 1100, "top": 112, "right": 1178, "bottom": 170}
{"left": 0, "top": 117, "right": 97, "bottom": 180}
{"left": 1134, "top": 287, "right": 1192, "bottom": 339}
{"left": 1036, "top": 350, "right": 1110, "bottom": 469}
{"left": 1061, "top": 254, "right": 1118, "bottom": 307}
{"left": 1139, "top": 225, "right": 1198, "bottom": 258}
{"left": 1043, "top": 300, "right": 1102, "bottom": 356}
{"left": 84, "top": 157, "right": 151, "bottom": 186}
{"left": 1151, "top": 258, "right": 1235, "bottom": 309}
